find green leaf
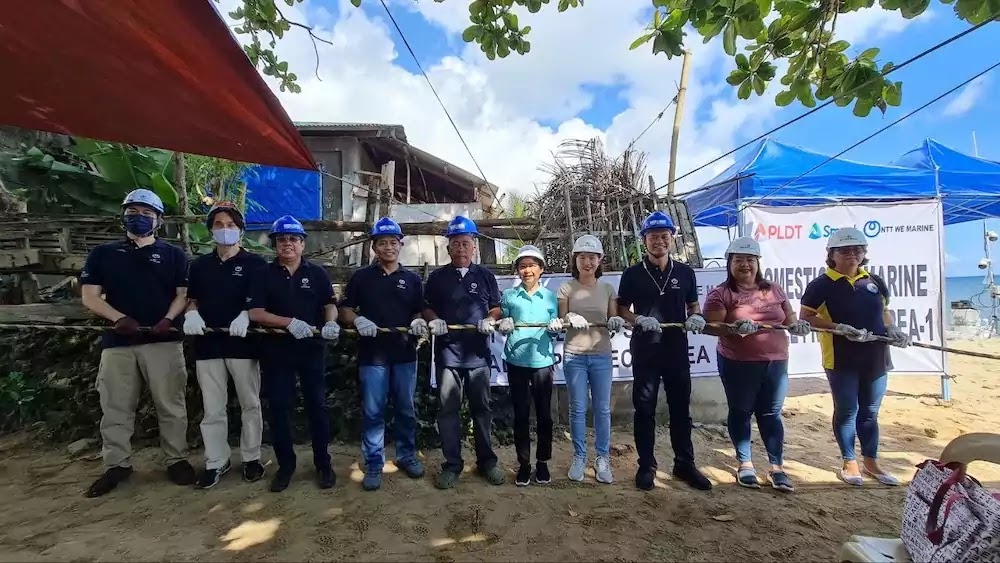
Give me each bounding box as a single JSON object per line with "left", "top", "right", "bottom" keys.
{"left": 503, "top": 12, "right": 519, "bottom": 29}
{"left": 883, "top": 81, "right": 903, "bottom": 106}
{"left": 853, "top": 97, "right": 875, "bottom": 117}
{"left": 630, "top": 32, "right": 656, "bottom": 50}
{"left": 738, "top": 79, "right": 753, "bottom": 99}
{"left": 735, "top": 53, "right": 750, "bottom": 69}
{"left": 752, "top": 75, "right": 766, "bottom": 95}
{"left": 898, "top": 0, "right": 931, "bottom": 17}
{"left": 462, "top": 25, "right": 483, "bottom": 42}
{"left": 351, "top": 0, "right": 362, "bottom": 6}
{"left": 828, "top": 40, "right": 850, "bottom": 52}
{"left": 149, "top": 173, "right": 180, "bottom": 211}
{"left": 859, "top": 47, "right": 880, "bottom": 59}
{"left": 723, "top": 21, "right": 737, "bottom": 55}
{"left": 727, "top": 70, "right": 750, "bottom": 85}
{"left": 521, "top": 26, "right": 532, "bottom": 35}
{"left": 757, "top": 61, "right": 777, "bottom": 80}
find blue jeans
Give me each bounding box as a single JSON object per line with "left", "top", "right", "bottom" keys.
{"left": 359, "top": 362, "right": 418, "bottom": 473}
{"left": 563, "top": 352, "right": 613, "bottom": 459}
{"left": 825, "top": 369, "right": 888, "bottom": 461}
{"left": 717, "top": 354, "right": 788, "bottom": 466}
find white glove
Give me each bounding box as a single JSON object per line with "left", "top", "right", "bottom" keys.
{"left": 565, "top": 312, "right": 589, "bottom": 329}
{"left": 478, "top": 318, "right": 497, "bottom": 334}
{"left": 429, "top": 318, "right": 448, "bottom": 336}
{"left": 685, "top": 314, "right": 707, "bottom": 334}
{"left": 787, "top": 319, "right": 811, "bottom": 337}
{"left": 546, "top": 317, "right": 564, "bottom": 334}
{"left": 228, "top": 311, "right": 250, "bottom": 338}
{"left": 732, "top": 319, "right": 760, "bottom": 336}
{"left": 321, "top": 321, "right": 340, "bottom": 342}
{"left": 836, "top": 323, "right": 868, "bottom": 342}
{"left": 886, "top": 325, "right": 911, "bottom": 348}
{"left": 497, "top": 317, "right": 516, "bottom": 335}
{"left": 286, "top": 318, "right": 314, "bottom": 340}
{"left": 606, "top": 316, "right": 625, "bottom": 333}
{"left": 354, "top": 316, "right": 378, "bottom": 338}
{"left": 634, "top": 315, "right": 662, "bottom": 333}
{"left": 183, "top": 310, "right": 206, "bottom": 336}
{"left": 409, "top": 318, "right": 428, "bottom": 337}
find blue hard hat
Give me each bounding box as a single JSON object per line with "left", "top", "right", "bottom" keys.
{"left": 445, "top": 215, "right": 479, "bottom": 238}
{"left": 370, "top": 217, "right": 403, "bottom": 239}
{"left": 640, "top": 211, "right": 677, "bottom": 236}
{"left": 269, "top": 214, "right": 307, "bottom": 238}
{"left": 122, "top": 189, "right": 164, "bottom": 215}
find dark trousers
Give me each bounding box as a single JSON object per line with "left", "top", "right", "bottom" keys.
{"left": 437, "top": 366, "right": 497, "bottom": 473}
{"left": 632, "top": 359, "right": 695, "bottom": 471}
{"left": 717, "top": 354, "right": 788, "bottom": 466}
{"left": 261, "top": 346, "right": 331, "bottom": 471}
{"left": 507, "top": 364, "right": 553, "bottom": 468}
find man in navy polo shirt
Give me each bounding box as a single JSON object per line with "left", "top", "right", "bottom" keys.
{"left": 183, "top": 201, "right": 268, "bottom": 489}
{"left": 617, "top": 211, "right": 712, "bottom": 492}
{"left": 247, "top": 215, "right": 341, "bottom": 492}
{"left": 339, "top": 217, "right": 428, "bottom": 491}
{"left": 79, "top": 189, "right": 195, "bottom": 498}
{"left": 423, "top": 215, "right": 505, "bottom": 489}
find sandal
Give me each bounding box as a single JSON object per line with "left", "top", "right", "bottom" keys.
{"left": 862, "top": 466, "right": 900, "bottom": 486}
{"left": 838, "top": 468, "right": 864, "bottom": 487}
{"left": 737, "top": 467, "right": 760, "bottom": 489}
{"left": 768, "top": 470, "right": 794, "bottom": 493}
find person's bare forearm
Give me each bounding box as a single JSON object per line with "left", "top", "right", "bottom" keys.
{"left": 81, "top": 285, "right": 125, "bottom": 323}
{"left": 324, "top": 304, "right": 338, "bottom": 324}
{"left": 619, "top": 306, "right": 637, "bottom": 324}
{"left": 800, "top": 310, "right": 837, "bottom": 330}
{"left": 186, "top": 299, "right": 199, "bottom": 313}
{"left": 422, "top": 307, "right": 439, "bottom": 322}
{"left": 164, "top": 291, "right": 187, "bottom": 320}
{"left": 339, "top": 306, "right": 358, "bottom": 326}
{"left": 488, "top": 307, "right": 502, "bottom": 321}
{"left": 249, "top": 308, "right": 293, "bottom": 328}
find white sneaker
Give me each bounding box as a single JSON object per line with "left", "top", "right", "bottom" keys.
{"left": 568, "top": 456, "right": 586, "bottom": 482}
{"left": 595, "top": 456, "right": 613, "bottom": 484}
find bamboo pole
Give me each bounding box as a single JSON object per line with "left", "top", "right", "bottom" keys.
{"left": 667, "top": 50, "right": 691, "bottom": 196}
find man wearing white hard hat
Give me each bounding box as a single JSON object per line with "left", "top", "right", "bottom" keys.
{"left": 703, "top": 236, "right": 811, "bottom": 492}
{"left": 557, "top": 234, "right": 624, "bottom": 484}
{"left": 79, "top": 188, "right": 194, "bottom": 497}
{"left": 800, "top": 227, "right": 910, "bottom": 487}
{"left": 496, "top": 245, "right": 560, "bottom": 486}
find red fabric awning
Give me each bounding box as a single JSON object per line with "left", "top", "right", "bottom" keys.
{"left": 0, "top": 0, "right": 316, "bottom": 170}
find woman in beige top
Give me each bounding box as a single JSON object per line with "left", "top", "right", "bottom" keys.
{"left": 557, "top": 235, "right": 625, "bottom": 484}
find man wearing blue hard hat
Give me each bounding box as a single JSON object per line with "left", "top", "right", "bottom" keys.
{"left": 79, "top": 188, "right": 194, "bottom": 497}
{"left": 339, "top": 217, "right": 427, "bottom": 491}
{"left": 617, "top": 210, "right": 712, "bottom": 492}
{"left": 247, "top": 214, "right": 341, "bottom": 492}
{"left": 183, "top": 201, "right": 268, "bottom": 489}
{"left": 423, "top": 215, "right": 505, "bottom": 489}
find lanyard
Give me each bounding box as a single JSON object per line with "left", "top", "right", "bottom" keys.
{"left": 643, "top": 259, "right": 674, "bottom": 296}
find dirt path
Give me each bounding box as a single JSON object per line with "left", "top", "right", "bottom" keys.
{"left": 2, "top": 341, "right": 998, "bottom": 562}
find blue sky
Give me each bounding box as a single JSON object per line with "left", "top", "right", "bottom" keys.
{"left": 269, "top": 0, "right": 999, "bottom": 277}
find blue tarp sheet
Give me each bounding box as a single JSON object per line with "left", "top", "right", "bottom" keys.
{"left": 681, "top": 138, "right": 938, "bottom": 228}
{"left": 893, "top": 139, "right": 1000, "bottom": 225}
{"left": 242, "top": 165, "right": 322, "bottom": 230}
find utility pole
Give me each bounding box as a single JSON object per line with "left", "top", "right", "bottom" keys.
{"left": 667, "top": 50, "right": 691, "bottom": 196}
{"left": 173, "top": 152, "right": 190, "bottom": 255}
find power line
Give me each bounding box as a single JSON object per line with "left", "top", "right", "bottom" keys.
{"left": 742, "top": 60, "right": 1000, "bottom": 210}
{"left": 625, "top": 100, "right": 675, "bottom": 152}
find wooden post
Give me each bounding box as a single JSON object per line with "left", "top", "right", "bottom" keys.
{"left": 585, "top": 193, "right": 595, "bottom": 233}
{"left": 667, "top": 50, "right": 691, "bottom": 196}
{"left": 628, "top": 202, "right": 643, "bottom": 260}
{"left": 173, "top": 152, "right": 191, "bottom": 255}
{"left": 405, "top": 160, "right": 412, "bottom": 204}
{"left": 648, "top": 174, "right": 659, "bottom": 212}
{"left": 615, "top": 198, "right": 630, "bottom": 264}
{"left": 360, "top": 180, "right": 378, "bottom": 265}
{"left": 562, "top": 183, "right": 574, "bottom": 253}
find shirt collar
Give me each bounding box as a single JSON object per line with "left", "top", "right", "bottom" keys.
{"left": 515, "top": 284, "right": 546, "bottom": 299}
{"left": 825, "top": 266, "right": 870, "bottom": 283}
{"left": 642, "top": 255, "right": 671, "bottom": 272}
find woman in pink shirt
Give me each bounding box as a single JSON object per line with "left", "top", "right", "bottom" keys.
{"left": 703, "top": 237, "right": 811, "bottom": 492}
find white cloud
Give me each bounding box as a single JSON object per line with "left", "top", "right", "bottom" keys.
{"left": 943, "top": 76, "right": 989, "bottom": 117}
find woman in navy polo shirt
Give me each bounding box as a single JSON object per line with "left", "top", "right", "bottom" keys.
{"left": 799, "top": 227, "right": 911, "bottom": 487}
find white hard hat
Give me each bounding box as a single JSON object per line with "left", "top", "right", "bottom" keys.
{"left": 572, "top": 234, "right": 604, "bottom": 256}
{"left": 514, "top": 244, "right": 545, "bottom": 267}
{"left": 725, "top": 236, "right": 761, "bottom": 257}
{"left": 122, "top": 189, "right": 164, "bottom": 214}
{"left": 827, "top": 227, "right": 868, "bottom": 249}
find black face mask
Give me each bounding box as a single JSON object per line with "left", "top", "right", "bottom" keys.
{"left": 123, "top": 214, "right": 156, "bottom": 237}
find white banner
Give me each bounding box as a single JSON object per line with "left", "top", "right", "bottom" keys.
{"left": 741, "top": 200, "right": 946, "bottom": 376}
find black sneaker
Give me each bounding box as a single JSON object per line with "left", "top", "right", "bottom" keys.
{"left": 270, "top": 468, "right": 293, "bottom": 493}
{"left": 535, "top": 462, "right": 551, "bottom": 484}
{"left": 242, "top": 460, "right": 266, "bottom": 483}
{"left": 515, "top": 465, "right": 531, "bottom": 487}
{"left": 196, "top": 461, "right": 231, "bottom": 490}
{"left": 316, "top": 466, "right": 336, "bottom": 489}
{"left": 673, "top": 464, "right": 712, "bottom": 491}
{"left": 635, "top": 467, "right": 655, "bottom": 491}
{"left": 84, "top": 466, "right": 133, "bottom": 498}
{"left": 167, "top": 460, "right": 196, "bottom": 486}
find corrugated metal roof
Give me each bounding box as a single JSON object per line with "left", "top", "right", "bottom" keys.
{"left": 294, "top": 122, "right": 407, "bottom": 142}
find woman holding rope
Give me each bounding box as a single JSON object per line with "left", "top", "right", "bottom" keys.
{"left": 799, "top": 227, "right": 911, "bottom": 487}
{"left": 703, "top": 237, "right": 811, "bottom": 492}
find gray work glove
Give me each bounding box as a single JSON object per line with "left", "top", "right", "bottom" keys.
{"left": 477, "top": 318, "right": 497, "bottom": 334}
{"left": 886, "top": 325, "right": 911, "bottom": 348}
{"left": 321, "top": 321, "right": 340, "bottom": 342}
{"left": 354, "top": 316, "right": 378, "bottom": 338}
{"left": 409, "top": 318, "right": 428, "bottom": 337}
{"left": 836, "top": 323, "right": 870, "bottom": 342}
{"left": 429, "top": 318, "right": 448, "bottom": 336}
{"left": 546, "top": 318, "right": 564, "bottom": 334}
{"left": 565, "top": 312, "right": 589, "bottom": 329}
{"left": 685, "top": 314, "right": 707, "bottom": 334}
{"left": 732, "top": 319, "right": 760, "bottom": 336}
{"left": 497, "top": 317, "right": 516, "bottom": 335}
{"left": 786, "top": 319, "right": 811, "bottom": 337}
{"left": 634, "top": 315, "right": 661, "bottom": 333}
{"left": 286, "top": 318, "right": 314, "bottom": 340}
{"left": 606, "top": 316, "right": 625, "bottom": 333}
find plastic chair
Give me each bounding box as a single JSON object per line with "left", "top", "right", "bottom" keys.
{"left": 837, "top": 433, "right": 1000, "bottom": 563}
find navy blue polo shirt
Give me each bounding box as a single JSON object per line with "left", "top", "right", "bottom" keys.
{"left": 187, "top": 249, "right": 267, "bottom": 361}
{"left": 424, "top": 263, "right": 501, "bottom": 369}
{"left": 246, "top": 259, "right": 335, "bottom": 351}
{"left": 617, "top": 256, "right": 698, "bottom": 365}
{"left": 340, "top": 263, "right": 423, "bottom": 366}
{"left": 801, "top": 267, "right": 892, "bottom": 375}
{"left": 79, "top": 239, "right": 188, "bottom": 349}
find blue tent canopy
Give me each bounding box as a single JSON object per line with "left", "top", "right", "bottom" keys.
{"left": 681, "top": 138, "right": 938, "bottom": 228}
{"left": 893, "top": 139, "right": 1000, "bottom": 225}
{"left": 242, "top": 165, "right": 322, "bottom": 230}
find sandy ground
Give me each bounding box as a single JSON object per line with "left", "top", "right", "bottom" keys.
{"left": 1, "top": 341, "right": 998, "bottom": 562}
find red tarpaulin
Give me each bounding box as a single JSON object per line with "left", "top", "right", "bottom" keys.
{"left": 0, "top": 0, "right": 316, "bottom": 170}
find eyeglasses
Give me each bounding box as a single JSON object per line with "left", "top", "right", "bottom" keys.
{"left": 834, "top": 246, "right": 866, "bottom": 255}
{"left": 274, "top": 235, "right": 303, "bottom": 244}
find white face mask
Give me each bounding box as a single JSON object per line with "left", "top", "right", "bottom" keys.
{"left": 212, "top": 228, "right": 241, "bottom": 246}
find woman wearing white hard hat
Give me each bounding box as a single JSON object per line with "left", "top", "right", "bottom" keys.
{"left": 556, "top": 234, "right": 625, "bottom": 484}
{"left": 703, "top": 236, "right": 811, "bottom": 492}
{"left": 799, "top": 227, "right": 911, "bottom": 487}
{"left": 497, "top": 245, "right": 560, "bottom": 486}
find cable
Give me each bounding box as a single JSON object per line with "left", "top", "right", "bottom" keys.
{"left": 742, "top": 60, "right": 1000, "bottom": 209}
{"left": 625, "top": 100, "right": 675, "bottom": 152}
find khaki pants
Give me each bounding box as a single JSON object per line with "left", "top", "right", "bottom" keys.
{"left": 195, "top": 358, "right": 262, "bottom": 470}
{"left": 97, "top": 342, "right": 188, "bottom": 470}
